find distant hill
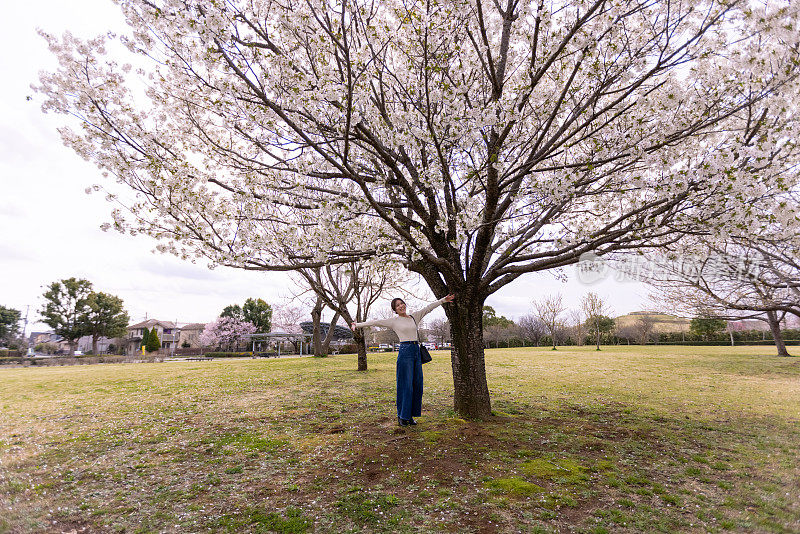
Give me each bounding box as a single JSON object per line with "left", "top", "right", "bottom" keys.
{"left": 614, "top": 311, "right": 691, "bottom": 333}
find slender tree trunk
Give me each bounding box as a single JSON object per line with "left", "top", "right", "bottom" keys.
{"left": 595, "top": 325, "right": 601, "bottom": 351}
{"left": 766, "top": 310, "right": 790, "bottom": 357}
{"left": 321, "top": 312, "right": 341, "bottom": 356}
{"left": 311, "top": 298, "right": 324, "bottom": 357}
{"left": 445, "top": 300, "right": 492, "bottom": 419}
{"left": 728, "top": 330, "right": 735, "bottom": 347}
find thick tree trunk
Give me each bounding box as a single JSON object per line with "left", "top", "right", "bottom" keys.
{"left": 445, "top": 299, "right": 492, "bottom": 419}
{"left": 766, "top": 310, "right": 790, "bottom": 357}
{"left": 354, "top": 333, "right": 368, "bottom": 371}
{"left": 92, "top": 335, "right": 99, "bottom": 355}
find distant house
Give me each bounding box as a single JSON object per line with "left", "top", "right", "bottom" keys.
{"left": 29, "top": 331, "right": 62, "bottom": 346}
{"left": 76, "top": 335, "right": 122, "bottom": 354}
{"left": 28, "top": 331, "right": 72, "bottom": 353}
{"left": 125, "top": 320, "right": 206, "bottom": 354}
{"left": 178, "top": 323, "right": 206, "bottom": 348}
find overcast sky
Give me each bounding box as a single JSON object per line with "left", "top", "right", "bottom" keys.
{"left": 0, "top": 0, "right": 653, "bottom": 336}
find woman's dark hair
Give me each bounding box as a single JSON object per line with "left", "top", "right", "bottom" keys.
{"left": 391, "top": 298, "right": 405, "bottom": 313}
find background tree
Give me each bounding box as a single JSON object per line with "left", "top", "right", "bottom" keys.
{"left": 242, "top": 298, "right": 272, "bottom": 334}
{"left": 37, "top": 1, "right": 800, "bottom": 418}
{"left": 533, "top": 295, "right": 565, "bottom": 351}
{"left": 199, "top": 317, "right": 256, "bottom": 352}
{"left": 146, "top": 328, "right": 161, "bottom": 353}
{"left": 646, "top": 235, "right": 799, "bottom": 356}
{"left": 594, "top": 316, "right": 616, "bottom": 345}
{"left": 518, "top": 315, "right": 547, "bottom": 347}
{"left": 299, "top": 322, "right": 353, "bottom": 346}
{"left": 428, "top": 318, "right": 451, "bottom": 345}
{"left": 308, "top": 296, "right": 341, "bottom": 358}
{"left": 34, "top": 342, "right": 59, "bottom": 355}
{"left": 141, "top": 327, "right": 150, "bottom": 351}
{"left": 295, "top": 259, "right": 412, "bottom": 370}
{"left": 0, "top": 306, "right": 22, "bottom": 346}
{"left": 272, "top": 303, "right": 306, "bottom": 353}
{"left": 615, "top": 323, "right": 638, "bottom": 345}
{"left": 567, "top": 310, "right": 585, "bottom": 346}
{"left": 690, "top": 316, "right": 727, "bottom": 341}
{"left": 633, "top": 314, "right": 657, "bottom": 345}
{"left": 485, "top": 322, "right": 520, "bottom": 348}
{"left": 40, "top": 278, "right": 92, "bottom": 355}
{"left": 581, "top": 293, "right": 611, "bottom": 350}
{"left": 483, "top": 306, "right": 514, "bottom": 328}
{"left": 81, "top": 292, "right": 129, "bottom": 354}
{"left": 223, "top": 298, "right": 273, "bottom": 333}
{"left": 220, "top": 304, "right": 243, "bottom": 322}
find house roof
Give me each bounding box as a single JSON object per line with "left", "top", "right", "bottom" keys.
{"left": 180, "top": 323, "right": 206, "bottom": 330}
{"left": 128, "top": 319, "right": 177, "bottom": 330}
{"left": 29, "top": 331, "right": 62, "bottom": 342}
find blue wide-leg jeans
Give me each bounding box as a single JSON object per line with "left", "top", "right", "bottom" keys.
{"left": 396, "top": 341, "right": 423, "bottom": 420}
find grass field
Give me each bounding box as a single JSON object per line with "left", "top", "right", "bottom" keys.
{"left": 1, "top": 346, "right": 799, "bottom": 533}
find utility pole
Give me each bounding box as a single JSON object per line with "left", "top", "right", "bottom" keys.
{"left": 22, "top": 305, "right": 29, "bottom": 338}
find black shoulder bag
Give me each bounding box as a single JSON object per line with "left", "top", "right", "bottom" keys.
{"left": 411, "top": 315, "right": 432, "bottom": 364}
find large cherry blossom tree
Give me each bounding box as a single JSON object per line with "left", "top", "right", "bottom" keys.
{"left": 37, "top": 0, "right": 800, "bottom": 417}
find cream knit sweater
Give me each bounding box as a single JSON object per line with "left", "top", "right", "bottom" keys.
{"left": 353, "top": 297, "right": 448, "bottom": 342}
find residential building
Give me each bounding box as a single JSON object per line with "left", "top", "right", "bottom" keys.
{"left": 125, "top": 320, "right": 206, "bottom": 354}
{"left": 178, "top": 323, "right": 206, "bottom": 348}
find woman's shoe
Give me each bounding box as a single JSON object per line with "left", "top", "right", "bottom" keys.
{"left": 409, "top": 418, "right": 417, "bottom": 425}
{"left": 398, "top": 417, "right": 412, "bottom": 427}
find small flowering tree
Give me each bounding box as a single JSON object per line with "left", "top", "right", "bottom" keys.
{"left": 36, "top": 0, "right": 800, "bottom": 418}
{"left": 199, "top": 317, "right": 256, "bottom": 352}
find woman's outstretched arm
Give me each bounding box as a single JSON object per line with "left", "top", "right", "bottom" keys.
{"left": 351, "top": 318, "right": 395, "bottom": 330}
{"left": 412, "top": 294, "right": 455, "bottom": 322}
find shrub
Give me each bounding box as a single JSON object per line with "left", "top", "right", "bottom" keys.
{"left": 204, "top": 351, "right": 255, "bottom": 358}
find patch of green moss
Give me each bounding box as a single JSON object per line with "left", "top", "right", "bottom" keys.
{"left": 203, "top": 431, "right": 284, "bottom": 453}
{"left": 211, "top": 506, "right": 311, "bottom": 533}
{"left": 542, "top": 492, "right": 579, "bottom": 509}
{"left": 419, "top": 430, "right": 442, "bottom": 443}
{"left": 335, "top": 487, "right": 401, "bottom": 525}
{"left": 521, "top": 457, "right": 589, "bottom": 484}
{"left": 484, "top": 477, "right": 544, "bottom": 497}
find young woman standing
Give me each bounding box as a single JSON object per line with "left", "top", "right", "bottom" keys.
{"left": 351, "top": 294, "right": 455, "bottom": 426}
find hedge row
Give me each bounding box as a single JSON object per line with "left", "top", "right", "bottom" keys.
{"left": 641, "top": 340, "right": 800, "bottom": 346}
{"left": 0, "top": 355, "right": 140, "bottom": 366}
{"left": 203, "top": 351, "right": 283, "bottom": 358}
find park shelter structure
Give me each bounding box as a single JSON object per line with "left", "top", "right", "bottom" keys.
{"left": 243, "top": 332, "right": 313, "bottom": 356}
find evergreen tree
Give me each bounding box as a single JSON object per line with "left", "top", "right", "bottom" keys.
{"left": 146, "top": 329, "right": 161, "bottom": 352}
{"left": 141, "top": 327, "right": 150, "bottom": 349}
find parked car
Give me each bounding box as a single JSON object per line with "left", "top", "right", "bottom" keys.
{"left": 73, "top": 350, "right": 84, "bottom": 356}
